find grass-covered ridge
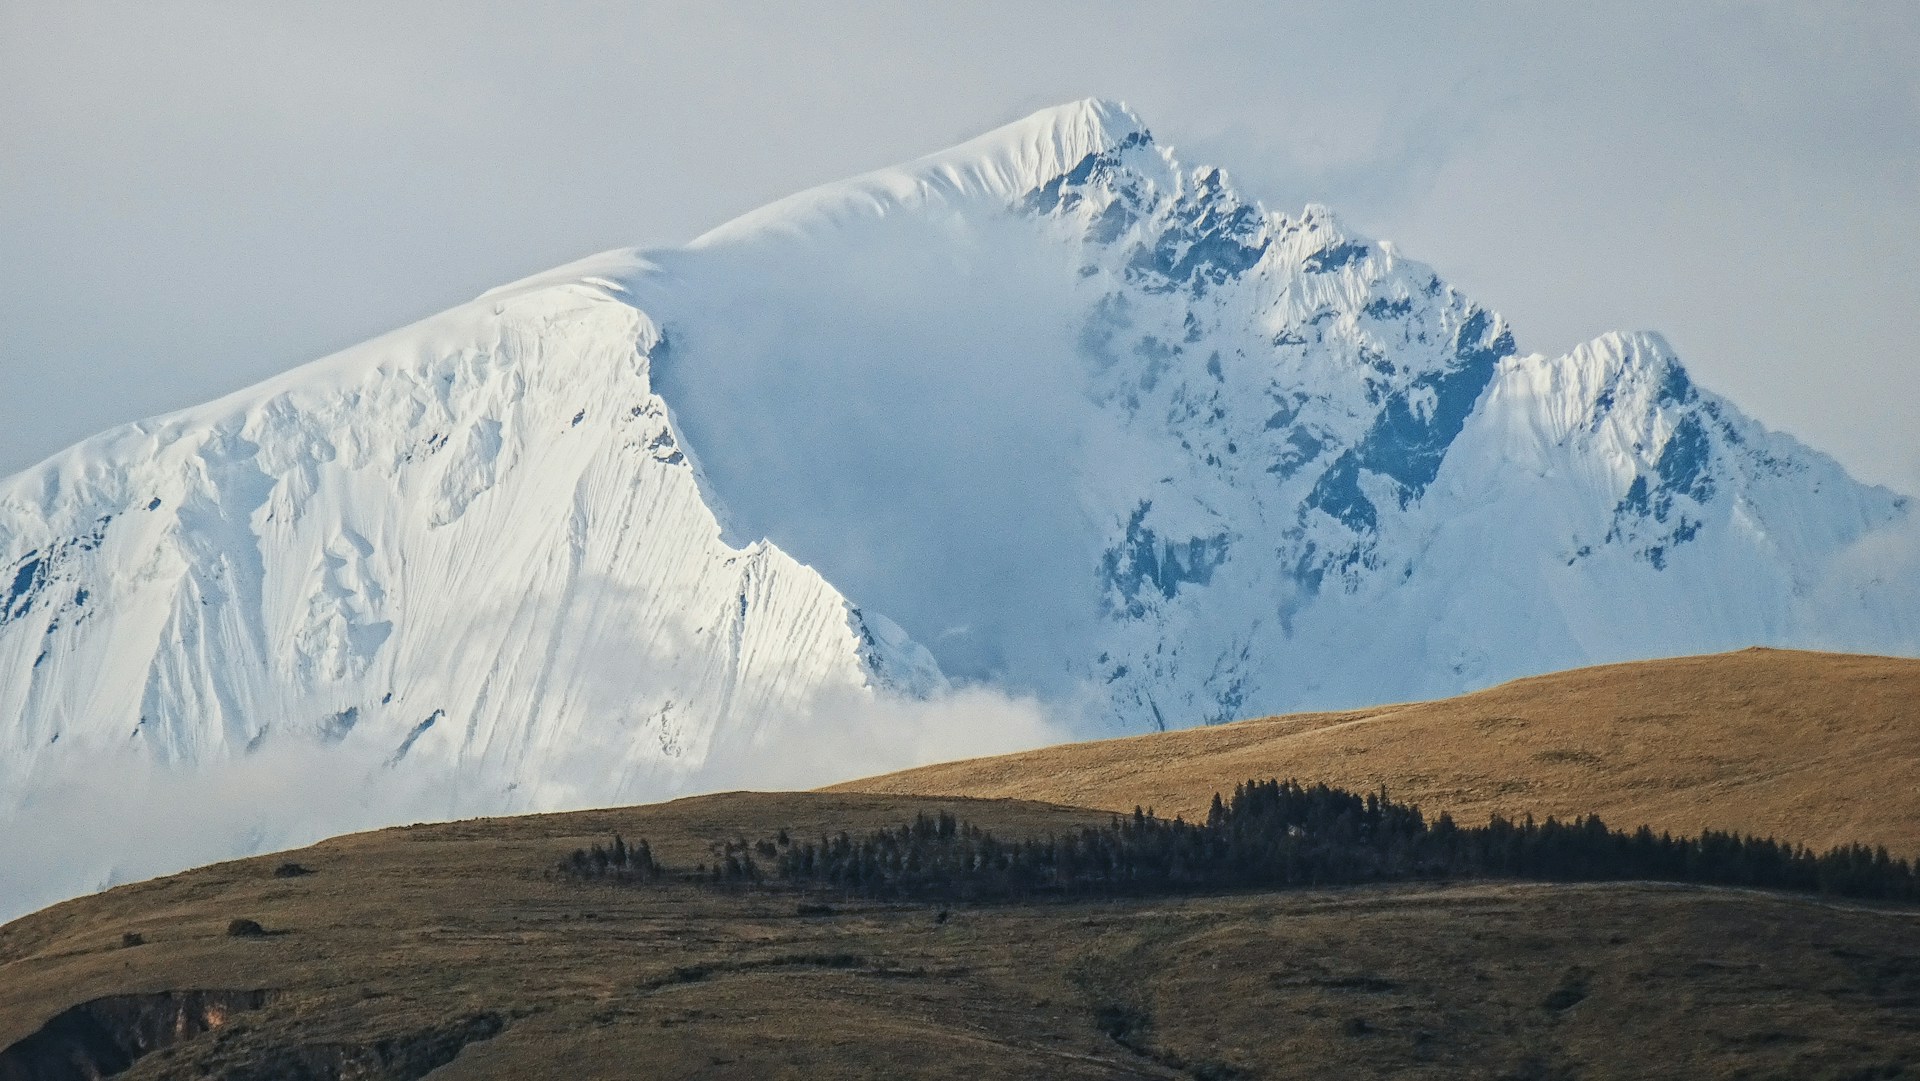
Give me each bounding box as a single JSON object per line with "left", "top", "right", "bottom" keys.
{"left": 835, "top": 650, "right": 1920, "bottom": 859}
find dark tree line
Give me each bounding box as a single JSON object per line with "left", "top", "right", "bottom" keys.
{"left": 558, "top": 781, "right": 1920, "bottom": 904}
{"left": 558, "top": 834, "right": 660, "bottom": 882}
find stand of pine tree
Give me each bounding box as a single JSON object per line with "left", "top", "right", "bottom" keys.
{"left": 558, "top": 781, "right": 1920, "bottom": 905}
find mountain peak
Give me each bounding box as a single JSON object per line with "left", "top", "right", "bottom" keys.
{"left": 1554, "top": 330, "right": 1689, "bottom": 406}
{"left": 688, "top": 99, "right": 1155, "bottom": 249}
{"left": 1297, "top": 201, "right": 1340, "bottom": 225}
{"left": 1588, "top": 328, "right": 1676, "bottom": 362}
{"left": 1010, "top": 97, "right": 1151, "bottom": 149}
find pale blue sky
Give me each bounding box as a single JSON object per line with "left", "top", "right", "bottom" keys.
{"left": 3, "top": 2, "right": 1915, "bottom": 490}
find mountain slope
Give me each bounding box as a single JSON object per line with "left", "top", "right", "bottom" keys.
{"left": 835, "top": 648, "right": 1920, "bottom": 854}
{"left": 0, "top": 275, "right": 941, "bottom": 815}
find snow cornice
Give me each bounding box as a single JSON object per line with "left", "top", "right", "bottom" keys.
{"left": 688, "top": 98, "right": 1152, "bottom": 250}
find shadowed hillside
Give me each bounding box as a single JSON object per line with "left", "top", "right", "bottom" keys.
{"left": 835, "top": 649, "right": 1920, "bottom": 854}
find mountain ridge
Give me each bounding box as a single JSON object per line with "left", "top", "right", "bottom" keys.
{"left": 689, "top": 98, "right": 1152, "bottom": 249}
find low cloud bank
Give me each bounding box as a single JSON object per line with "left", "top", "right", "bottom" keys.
{"left": 0, "top": 683, "right": 1069, "bottom": 924}
{"left": 1802, "top": 510, "right": 1920, "bottom": 657}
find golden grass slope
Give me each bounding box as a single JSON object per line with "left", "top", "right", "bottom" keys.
{"left": 833, "top": 649, "right": 1920, "bottom": 855}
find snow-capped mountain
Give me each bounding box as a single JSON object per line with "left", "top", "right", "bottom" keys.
{"left": 2, "top": 99, "right": 1915, "bottom": 909}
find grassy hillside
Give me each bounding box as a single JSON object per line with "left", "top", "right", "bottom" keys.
{"left": 4, "top": 790, "right": 1920, "bottom": 1079}
{"left": 836, "top": 649, "right": 1920, "bottom": 855}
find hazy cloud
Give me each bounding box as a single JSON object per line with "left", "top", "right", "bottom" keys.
{"left": 0, "top": 681, "right": 1068, "bottom": 922}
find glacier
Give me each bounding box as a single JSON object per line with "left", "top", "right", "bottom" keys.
{"left": 2, "top": 98, "right": 1915, "bottom": 917}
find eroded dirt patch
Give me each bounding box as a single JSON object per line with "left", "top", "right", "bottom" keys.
{"left": 169, "top": 1013, "right": 505, "bottom": 1081}
{"left": 0, "top": 989, "right": 270, "bottom": 1081}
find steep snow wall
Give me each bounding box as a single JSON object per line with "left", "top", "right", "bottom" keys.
{"left": 0, "top": 276, "right": 943, "bottom": 815}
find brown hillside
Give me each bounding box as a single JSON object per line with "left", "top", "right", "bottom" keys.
{"left": 833, "top": 649, "right": 1920, "bottom": 855}
{"left": 4, "top": 791, "right": 1920, "bottom": 1079}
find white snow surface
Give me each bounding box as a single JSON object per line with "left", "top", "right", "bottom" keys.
{"left": 2, "top": 99, "right": 1915, "bottom": 917}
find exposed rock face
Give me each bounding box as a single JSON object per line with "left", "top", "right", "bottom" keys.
{"left": 0, "top": 990, "right": 271, "bottom": 1081}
